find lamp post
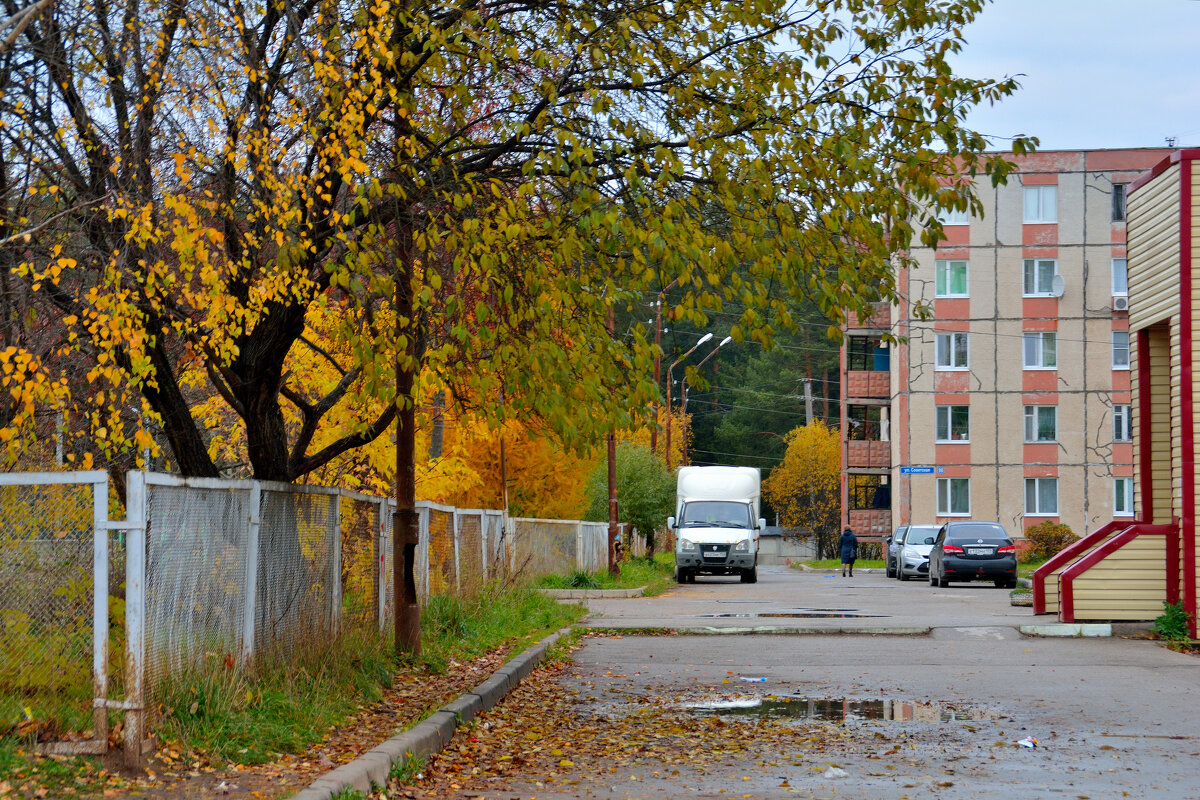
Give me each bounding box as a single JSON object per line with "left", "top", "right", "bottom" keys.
{"left": 665, "top": 332, "right": 713, "bottom": 471}
{"left": 680, "top": 336, "right": 732, "bottom": 466}
{"left": 649, "top": 279, "right": 678, "bottom": 454}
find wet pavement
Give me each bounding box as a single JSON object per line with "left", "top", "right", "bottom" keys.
{"left": 410, "top": 565, "right": 1200, "bottom": 799}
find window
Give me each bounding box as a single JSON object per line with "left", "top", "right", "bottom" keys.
{"left": 1023, "top": 259, "right": 1058, "bottom": 296}
{"left": 935, "top": 332, "right": 968, "bottom": 370}
{"left": 935, "top": 260, "right": 969, "bottom": 297}
{"left": 1112, "top": 331, "right": 1130, "bottom": 369}
{"left": 1023, "top": 332, "right": 1057, "bottom": 369}
{"left": 936, "top": 405, "right": 970, "bottom": 442}
{"left": 937, "top": 477, "right": 970, "bottom": 515}
{"left": 1114, "top": 404, "right": 1132, "bottom": 442}
{"left": 1023, "top": 185, "right": 1057, "bottom": 223}
{"left": 847, "top": 336, "right": 888, "bottom": 372}
{"left": 1112, "top": 258, "right": 1128, "bottom": 296}
{"left": 847, "top": 405, "right": 882, "bottom": 441}
{"left": 1114, "top": 477, "right": 1134, "bottom": 516}
{"left": 1112, "top": 184, "right": 1127, "bottom": 222}
{"left": 937, "top": 206, "right": 970, "bottom": 225}
{"left": 1024, "top": 477, "right": 1059, "bottom": 516}
{"left": 1023, "top": 406, "right": 1057, "bottom": 442}
{"left": 848, "top": 474, "right": 890, "bottom": 511}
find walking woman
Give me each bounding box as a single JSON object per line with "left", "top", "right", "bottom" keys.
{"left": 839, "top": 527, "right": 859, "bottom": 577}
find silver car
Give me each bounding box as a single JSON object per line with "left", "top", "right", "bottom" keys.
{"left": 896, "top": 524, "right": 941, "bottom": 581}
{"left": 885, "top": 525, "right": 907, "bottom": 578}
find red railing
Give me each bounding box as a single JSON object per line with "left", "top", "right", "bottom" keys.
{"left": 1058, "top": 521, "right": 1178, "bottom": 623}
{"left": 1032, "top": 520, "right": 1131, "bottom": 614}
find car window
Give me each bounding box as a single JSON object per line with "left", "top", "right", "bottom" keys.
{"left": 906, "top": 525, "right": 939, "bottom": 543}
{"left": 947, "top": 522, "right": 1009, "bottom": 542}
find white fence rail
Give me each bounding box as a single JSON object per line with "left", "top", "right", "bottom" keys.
{"left": 0, "top": 470, "right": 630, "bottom": 766}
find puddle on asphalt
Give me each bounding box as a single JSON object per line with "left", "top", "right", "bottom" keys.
{"left": 696, "top": 610, "right": 886, "bottom": 619}
{"left": 686, "top": 696, "right": 997, "bottom": 723}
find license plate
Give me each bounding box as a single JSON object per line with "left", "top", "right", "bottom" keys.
{"left": 968, "top": 547, "right": 991, "bottom": 556}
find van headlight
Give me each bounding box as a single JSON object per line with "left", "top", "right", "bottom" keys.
{"left": 679, "top": 538, "right": 698, "bottom": 552}
{"left": 733, "top": 539, "right": 751, "bottom": 552}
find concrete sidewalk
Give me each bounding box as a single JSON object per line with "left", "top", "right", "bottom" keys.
{"left": 580, "top": 564, "right": 1083, "bottom": 635}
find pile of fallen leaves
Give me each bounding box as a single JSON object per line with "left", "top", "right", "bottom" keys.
{"left": 399, "top": 647, "right": 846, "bottom": 798}
{"left": 3, "top": 647, "right": 514, "bottom": 800}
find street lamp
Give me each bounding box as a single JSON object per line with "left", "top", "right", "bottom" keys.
{"left": 665, "top": 332, "right": 713, "bottom": 471}
{"left": 680, "top": 336, "right": 732, "bottom": 465}
{"left": 649, "top": 279, "right": 678, "bottom": 454}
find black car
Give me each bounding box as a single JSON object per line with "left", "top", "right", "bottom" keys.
{"left": 928, "top": 520, "right": 1018, "bottom": 588}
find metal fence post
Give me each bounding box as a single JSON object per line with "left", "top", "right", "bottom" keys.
{"left": 331, "top": 492, "right": 342, "bottom": 634}
{"left": 479, "top": 510, "right": 488, "bottom": 578}
{"left": 577, "top": 522, "right": 585, "bottom": 571}
{"left": 452, "top": 510, "right": 461, "bottom": 592}
{"left": 241, "top": 482, "right": 261, "bottom": 664}
{"left": 90, "top": 476, "right": 109, "bottom": 746}
{"left": 377, "top": 497, "right": 388, "bottom": 633}
{"left": 123, "top": 471, "right": 147, "bottom": 768}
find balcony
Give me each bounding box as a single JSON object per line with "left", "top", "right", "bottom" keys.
{"left": 848, "top": 508, "right": 891, "bottom": 542}
{"left": 848, "top": 302, "right": 890, "bottom": 331}
{"left": 846, "top": 370, "right": 889, "bottom": 400}
{"left": 847, "top": 439, "right": 890, "bottom": 470}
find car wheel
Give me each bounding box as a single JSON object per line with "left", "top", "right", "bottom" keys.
{"left": 899, "top": 570, "right": 909, "bottom": 582}
{"left": 937, "top": 573, "right": 949, "bottom": 588}
{"left": 886, "top": 560, "right": 895, "bottom": 578}
{"left": 929, "top": 572, "right": 937, "bottom": 587}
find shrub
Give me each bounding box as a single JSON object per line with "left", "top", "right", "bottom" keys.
{"left": 1024, "top": 521, "right": 1079, "bottom": 560}
{"left": 1154, "top": 601, "right": 1194, "bottom": 643}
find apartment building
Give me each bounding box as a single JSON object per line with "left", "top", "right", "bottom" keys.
{"left": 842, "top": 148, "right": 1172, "bottom": 542}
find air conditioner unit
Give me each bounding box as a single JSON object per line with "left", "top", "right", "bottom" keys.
{"left": 1112, "top": 295, "right": 1129, "bottom": 312}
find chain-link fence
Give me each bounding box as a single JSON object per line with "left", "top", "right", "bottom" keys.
{"left": 0, "top": 472, "right": 110, "bottom": 754}
{"left": 3, "top": 470, "right": 640, "bottom": 764}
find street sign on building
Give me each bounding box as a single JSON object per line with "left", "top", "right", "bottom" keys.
{"left": 899, "top": 466, "right": 935, "bottom": 474}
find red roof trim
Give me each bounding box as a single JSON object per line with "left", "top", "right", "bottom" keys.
{"left": 1129, "top": 149, "right": 1200, "bottom": 194}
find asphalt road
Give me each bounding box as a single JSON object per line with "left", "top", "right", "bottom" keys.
{"left": 412, "top": 565, "right": 1200, "bottom": 799}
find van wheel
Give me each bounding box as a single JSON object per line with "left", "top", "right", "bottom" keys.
{"left": 741, "top": 566, "right": 758, "bottom": 584}
{"left": 675, "top": 566, "right": 687, "bottom": 584}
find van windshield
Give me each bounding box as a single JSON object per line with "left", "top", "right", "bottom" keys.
{"left": 680, "top": 501, "right": 752, "bottom": 528}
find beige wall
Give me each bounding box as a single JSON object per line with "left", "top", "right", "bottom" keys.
{"left": 898, "top": 151, "right": 1159, "bottom": 537}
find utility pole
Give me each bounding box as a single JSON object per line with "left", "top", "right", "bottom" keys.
{"left": 649, "top": 279, "right": 677, "bottom": 454}
{"left": 804, "top": 378, "right": 814, "bottom": 426}
{"left": 606, "top": 309, "right": 620, "bottom": 577}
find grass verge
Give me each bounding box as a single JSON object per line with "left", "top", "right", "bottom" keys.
{"left": 535, "top": 551, "right": 675, "bottom": 596}
{"left": 794, "top": 559, "right": 886, "bottom": 571}
{"left": 150, "top": 581, "right": 584, "bottom": 766}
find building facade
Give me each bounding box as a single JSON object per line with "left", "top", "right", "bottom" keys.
{"left": 843, "top": 148, "right": 1172, "bottom": 542}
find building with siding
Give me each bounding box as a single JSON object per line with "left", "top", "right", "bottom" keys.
{"left": 842, "top": 148, "right": 1172, "bottom": 546}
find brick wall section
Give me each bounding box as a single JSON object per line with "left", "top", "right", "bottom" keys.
{"left": 847, "top": 440, "right": 890, "bottom": 469}
{"left": 846, "top": 370, "right": 889, "bottom": 399}
{"left": 849, "top": 508, "right": 891, "bottom": 542}
{"left": 848, "top": 302, "right": 890, "bottom": 330}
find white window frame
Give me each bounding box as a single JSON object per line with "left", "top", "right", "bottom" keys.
{"left": 1112, "top": 258, "right": 1129, "bottom": 296}
{"left": 1023, "top": 405, "right": 1057, "bottom": 443}
{"left": 935, "top": 405, "right": 970, "bottom": 443}
{"left": 1114, "top": 477, "right": 1134, "bottom": 517}
{"left": 1023, "top": 259, "right": 1059, "bottom": 296}
{"left": 1023, "top": 332, "right": 1057, "bottom": 369}
{"left": 1112, "top": 331, "right": 1130, "bottom": 370}
{"left": 1024, "top": 477, "right": 1059, "bottom": 516}
{"left": 1114, "top": 404, "right": 1132, "bottom": 442}
{"left": 937, "top": 206, "right": 970, "bottom": 225}
{"left": 937, "top": 477, "right": 970, "bottom": 516}
{"left": 935, "top": 331, "right": 969, "bottom": 370}
{"left": 935, "top": 260, "right": 969, "bottom": 298}
{"left": 1023, "top": 185, "right": 1057, "bottom": 223}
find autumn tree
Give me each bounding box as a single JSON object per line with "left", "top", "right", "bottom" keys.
{"left": 763, "top": 421, "right": 841, "bottom": 558}
{"left": 583, "top": 441, "right": 674, "bottom": 557}
{"left": 3, "top": 0, "right": 1032, "bottom": 650}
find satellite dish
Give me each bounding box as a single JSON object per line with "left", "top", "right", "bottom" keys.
{"left": 1051, "top": 274, "right": 1065, "bottom": 298}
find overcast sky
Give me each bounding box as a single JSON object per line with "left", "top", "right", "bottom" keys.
{"left": 949, "top": 0, "right": 1200, "bottom": 151}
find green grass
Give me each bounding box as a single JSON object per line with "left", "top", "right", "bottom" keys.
{"left": 795, "top": 559, "right": 886, "bottom": 570}
{"left": 535, "top": 551, "right": 676, "bottom": 596}
{"left": 152, "top": 581, "right": 585, "bottom": 766}
{"left": 1018, "top": 558, "right": 1049, "bottom": 579}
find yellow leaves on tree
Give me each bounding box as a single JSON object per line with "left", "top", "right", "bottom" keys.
{"left": 762, "top": 421, "right": 840, "bottom": 541}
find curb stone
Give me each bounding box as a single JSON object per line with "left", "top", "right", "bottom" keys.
{"left": 287, "top": 628, "right": 567, "bottom": 800}
{"left": 538, "top": 586, "right": 647, "bottom": 599}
